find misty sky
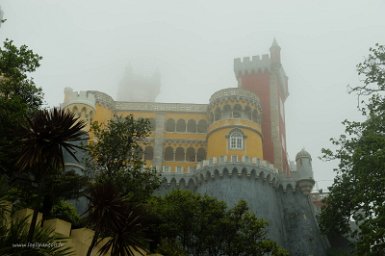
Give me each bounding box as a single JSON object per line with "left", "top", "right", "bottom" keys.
{"left": 1, "top": 0, "right": 385, "bottom": 190}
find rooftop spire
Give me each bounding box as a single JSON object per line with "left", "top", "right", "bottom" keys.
{"left": 270, "top": 38, "right": 281, "bottom": 49}
{"left": 270, "top": 38, "right": 281, "bottom": 64}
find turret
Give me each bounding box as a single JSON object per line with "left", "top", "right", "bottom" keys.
{"left": 206, "top": 88, "right": 263, "bottom": 161}
{"left": 61, "top": 87, "right": 96, "bottom": 132}
{"left": 269, "top": 38, "right": 281, "bottom": 65}
{"left": 295, "top": 149, "right": 315, "bottom": 195}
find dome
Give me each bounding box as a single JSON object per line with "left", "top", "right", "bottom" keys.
{"left": 295, "top": 148, "right": 312, "bottom": 161}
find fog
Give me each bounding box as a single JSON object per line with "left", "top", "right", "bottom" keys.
{"left": 1, "top": 0, "right": 385, "bottom": 190}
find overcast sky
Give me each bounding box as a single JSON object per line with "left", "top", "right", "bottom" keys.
{"left": 1, "top": 0, "right": 385, "bottom": 190}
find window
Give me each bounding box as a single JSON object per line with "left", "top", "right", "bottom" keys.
{"left": 214, "top": 109, "right": 221, "bottom": 121}
{"left": 176, "top": 119, "right": 186, "bottom": 132}
{"left": 187, "top": 119, "right": 197, "bottom": 132}
{"left": 229, "top": 130, "right": 244, "bottom": 150}
{"left": 232, "top": 104, "right": 242, "bottom": 118}
{"left": 197, "top": 148, "right": 206, "bottom": 161}
{"left": 186, "top": 147, "right": 196, "bottom": 162}
{"left": 165, "top": 119, "right": 176, "bottom": 132}
{"left": 197, "top": 119, "right": 208, "bottom": 133}
{"left": 149, "top": 118, "right": 156, "bottom": 131}
{"left": 175, "top": 147, "right": 185, "bottom": 161}
{"left": 164, "top": 147, "right": 174, "bottom": 161}
{"left": 144, "top": 146, "right": 154, "bottom": 160}
{"left": 176, "top": 166, "right": 183, "bottom": 173}
{"left": 162, "top": 166, "right": 171, "bottom": 172}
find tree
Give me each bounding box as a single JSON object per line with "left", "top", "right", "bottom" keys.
{"left": 0, "top": 25, "right": 88, "bottom": 250}
{"left": 320, "top": 44, "right": 385, "bottom": 255}
{"left": 15, "top": 108, "right": 86, "bottom": 242}
{"left": 0, "top": 39, "right": 43, "bottom": 176}
{"left": 88, "top": 115, "right": 161, "bottom": 202}
{"left": 85, "top": 115, "right": 161, "bottom": 255}
{"left": 0, "top": 173, "right": 73, "bottom": 256}
{"left": 85, "top": 181, "right": 146, "bottom": 256}
{"left": 149, "top": 190, "right": 288, "bottom": 256}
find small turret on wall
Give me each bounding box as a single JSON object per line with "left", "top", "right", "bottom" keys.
{"left": 62, "top": 87, "right": 96, "bottom": 132}
{"left": 294, "top": 148, "right": 315, "bottom": 195}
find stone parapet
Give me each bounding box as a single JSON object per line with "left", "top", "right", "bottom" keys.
{"left": 234, "top": 54, "right": 271, "bottom": 77}
{"left": 209, "top": 87, "right": 261, "bottom": 106}
{"left": 62, "top": 87, "right": 96, "bottom": 109}
{"left": 115, "top": 101, "right": 208, "bottom": 113}
{"left": 159, "top": 156, "right": 315, "bottom": 193}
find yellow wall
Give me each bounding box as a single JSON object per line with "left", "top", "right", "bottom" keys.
{"left": 207, "top": 119, "right": 263, "bottom": 160}
{"left": 93, "top": 104, "right": 114, "bottom": 124}
{"left": 78, "top": 97, "right": 264, "bottom": 170}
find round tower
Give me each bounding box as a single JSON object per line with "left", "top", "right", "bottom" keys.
{"left": 206, "top": 88, "right": 263, "bottom": 161}
{"left": 61, "top": 87, "right": 96, "bottom": 132}
{"left": 295, "top": 149, "right": 315, "bottom": 195}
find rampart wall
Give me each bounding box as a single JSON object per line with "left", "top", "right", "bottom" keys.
{"left": 158, "top": 160, "right": 329, "bottom": 256}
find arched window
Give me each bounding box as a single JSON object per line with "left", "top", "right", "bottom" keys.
{"left": 214, "top": 108, "right": 221, "bottom": 121}
{"left": 197, "top": 148, "right": 206, "bottom": 162}
{"left": 164, "top": 147, "right": 174, "bottom": 161}
{"left": 223, "top": 105, "right": 231, "bottom": 118}
{"left": 197, "top": 120, "right": 208, "bottom": 133}
{"left": 187, "top": 119, "right": 197, "bottom": 133}
{"left": 144, "top": 146, "right": 154, "bottom": 160}
{"left": 81, "top": 107, "right": 87, "bottom": 118}
{"left": 176, "top": 119, "right": 186, "bottom": 132}
{"left": 245, "top": 106, "right": 252, "bottom": 120}
{"left": 175, "top": 147, "right": 185, "bottom": 161}
{"left": 165, "top": 119, "right": 175, "bottom": 132}
{"left": 209, "top": 113, "right": 214, "bottom": 123}
{"left": 148, "top": 118, "right": 156, "bottom": 131}
{"left": 232, "top": 104, "right": 242, "bottom": 118}
{"left": 229, "top": 130, "right": 244, "bottom": 150}
{"left": 186, "top": 147, "right": 196, "bottom": 162}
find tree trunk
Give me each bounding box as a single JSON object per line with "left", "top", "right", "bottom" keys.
{"left": 87, "top": 231, "right": 99, "bottom": 256}
{"left": 27, "top": 208, "right": 39, "bottom": 242}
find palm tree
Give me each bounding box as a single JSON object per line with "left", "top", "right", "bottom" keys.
{"left": 15, "top": 107, "right": 86, "bottom": 242}
{"left": 85, "top": 181, "right": 147, "bottom": 256}
{"left": 0, "top": 217, "right": 74, "bottom": 256}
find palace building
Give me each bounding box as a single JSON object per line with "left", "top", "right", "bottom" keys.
{"left": 62, "top": 40, "right": 329, "bottom": 255}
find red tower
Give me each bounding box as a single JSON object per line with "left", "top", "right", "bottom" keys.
{"left": 234, "top": 39, "right": 289, "bottom": 174}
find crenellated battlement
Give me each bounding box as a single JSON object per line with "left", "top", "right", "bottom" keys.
{"left": 62, "top": 87, "right": 96, "bottom": 109}
{"left": 159, "top": 156, "right": 306, "bottom": 192}
{"left": 234, "top": 54, "right": 271, "bottom": 77}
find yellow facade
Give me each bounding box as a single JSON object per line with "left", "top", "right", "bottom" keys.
{"left": 62, "top": 87, "right": 264, "bottom": 174}
{"left": 207, "top": 118, "right": 263, "bottom": 160}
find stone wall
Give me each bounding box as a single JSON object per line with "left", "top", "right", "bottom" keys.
{"left": 159, "top": 169, "right": 329, "bottom": 256}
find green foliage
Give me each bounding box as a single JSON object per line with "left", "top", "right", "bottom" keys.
{"left": 12, "top": 108, "right": 87, "bottom": 241}
{"left": 88, "top": 115, "right": 161, "bottom": 202}
{"left": 320, "top": 44, "right": 385, "bottom": 255}
{"left": 0, "top": 39, "right": 43, "bottom": 176}
{"left": 85, "top": 181, "right": 146, "bottom": 256}
{"left": 85, "top": 115, "right": 163, "bottom": 255}
{"left": 0, "top": 35, "right": 88, "bottom": 243}
{"left": 50, "top": 200, "right": 81, "bottom": 225}
{"left": 14, "top": 108, "right": 87, "bottom": 213}
{"left": 0, "top": 39, "right": 43, "bottom": 108}
{"left": 150, "top": 190, "right": 288, "bottom": 256}
{"left": 17, "top": 108, "right": 86, "bottom": 172}
{"left": 0, "top": 217, "right": 74, "bottom": 256}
